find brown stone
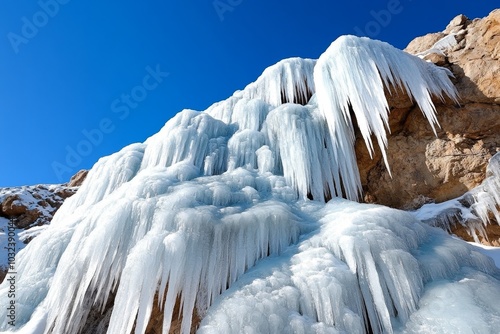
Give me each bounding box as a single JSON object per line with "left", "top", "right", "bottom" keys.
{"left": 444, "top": 14, "right": 469, "bottom": 34}
{"left": 423, "top": 53, "right": 447, "bottom": 66}
{"left": 405, "top": 32, "right": 446, "bottom": 55}
{"left": 14, "top": 210, "right": 40, "bottom": 229}
{"left": 68, "top": 169, "right": 89, "bottom": 187}
{"left": 55, "top": 188, "right": 77, "bottom": 199}
{"left": 358, "top": 10, "right": 500, "bottom": 209}
{"left": 145, "top": 294, "right": 200, "bottom": 334}
{"left": 79, "top": 291, "right": 200, "bottom": 334}
{"left": 0, "top": 268, "right": 6, "bottom": 284}
{"left": 1, "top": 195, "right": 27, "bottom": 216}
{"left": 451, "top": 217, "right": 500, "bottom": 247}
{"left": 1, "top": 173, "right": 85, "bottom": 231}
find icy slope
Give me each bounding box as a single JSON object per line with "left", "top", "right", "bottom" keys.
{"left": 1, "top": 35, "right": 498, "bottom": 334}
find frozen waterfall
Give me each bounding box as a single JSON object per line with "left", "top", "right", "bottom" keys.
{"left": 1, "top": 35, "right": 498, "bottom": 334}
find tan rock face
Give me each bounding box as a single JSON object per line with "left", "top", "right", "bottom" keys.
{"left": 68, "top": 169, "right": 89, "bottom": 187}
{"left": 358, "top": 9, "right": 500, "bottom": 210}
{"left": 1, "top": 195, "right": 27, "bottom": 216}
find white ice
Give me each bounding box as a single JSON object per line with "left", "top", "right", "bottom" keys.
{"left": 416, "top": 32, "right": 464, "bottom": 58}
{"left": 314, "top": 35, "right": 458, "bottom": 199}
{"left": 198, "top": 200, "right": 500, "bottom": 334}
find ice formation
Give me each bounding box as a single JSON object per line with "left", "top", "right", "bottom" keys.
{"left": 413, "top": 152, "right": 500, "bottom": 242}
{"left": 415, "top": 32, "right": 464, "bottom": 59}
{"left": 314, "top": 36, "right": 458, "bottom": 199}
{"left": 198, "top": 200, "right": 500, "bottom": 334}
{"left": 1, "top": 35, "right": 498, "bottom": 334}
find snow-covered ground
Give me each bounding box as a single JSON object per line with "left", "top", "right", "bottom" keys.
{"left": 0, "top": 185, "right": 71, "bottom": 222}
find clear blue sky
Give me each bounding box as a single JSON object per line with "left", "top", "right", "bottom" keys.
{"left": 0, "top": 1, "right": 496, "bottom": 186}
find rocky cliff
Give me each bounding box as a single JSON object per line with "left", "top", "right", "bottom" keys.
{"left": 356, "top": 10, "right": 500, "bottom": 244}
{"left": 358, "top": 9, "right": 499, "bottom": 210}
{"left": 0, "top": 170, "right": 87, "bottom": 281}
{"left": 0, "top": 170, "right": 87, "bottom": 230}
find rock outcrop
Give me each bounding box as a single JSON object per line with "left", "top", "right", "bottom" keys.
{"left": 0, "top": 185, "right": 76, "bottom": 229}
{"left": 358, "top": 9, "right": 500, "bottom": 210}
{"left": 68, "top": 169, "right": 89, "bottom": 187}
{"left": 0, "top": 169, "right": 88, "bottom": 230}
{"left": 0, "top": 170, "right": 88, "bottom": 282}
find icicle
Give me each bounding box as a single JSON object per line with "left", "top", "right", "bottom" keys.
{"left": 241, "top": 58, "right": 316, "bottom": 107}
{"left": 230, "top": 98, "right": 271, "bottom": 131}
{"left": 198, "top": 200, "right": 500, "bottom": 334}
{"left": 314, "top": 35, "right": 458, "bottom": 200}
{"left": 469, "top": 153, "right": 500, "bottom": 225}
{"left": 206, "top": 58, "right": 315, "bottom": 125}
{"left": 262, "top": 103, "right": 339, "bottom": 201}
{"left": 227, "top": 129, "right": 266, "bottom": 171}
{"left": 140, "top": 109, "right": 230, "bottom": 174}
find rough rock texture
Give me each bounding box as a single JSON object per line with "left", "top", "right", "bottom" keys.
{"left": 0, "top": 184, "right": 77, "bottom": 229}
{"left": 0, "top": 170, "right": 88, "bottom": 283}
{"left": 68, "top": 169, "right": 89, "bottom": 187}
{"left": 80, "top": 293, "right": 200, "bottom": 334}
{"left": 358, "top": 9, "right": 500, "bottom": 210}
{"left": 452, "top": 220, "right": 500, "bottom": 247}
{"left": 0, "top": 170, "right": 87, "bottom": 230}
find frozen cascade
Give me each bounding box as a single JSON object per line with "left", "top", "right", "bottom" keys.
{"left": 262, "top": 103, "right": 339, "bottom": 201}
{"left": 469, "top": 152, "right": 500, "bottom": 227}
{"left": 1, "top": 35, "right": 498, "bottom": 334}
{"left": 314, "top": 36, "right": 458, "bottom": 200}
{"left": 198, "top": 200, "right": 500, "bottom": 334}
{"left": 139, "top": 109, "right": 231, "bottom": 175}
{"left": 208, "top": 36, "right": 458, "bottom": 200}
{"left": 240, "top": 58, "right": 316, "bottom": 107}
{"left": 205, "top": 57, "right": 315, "bottom": 124}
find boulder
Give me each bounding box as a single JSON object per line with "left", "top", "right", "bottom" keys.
{"left": 68, "top": 169, "right": 89, "bottom": 187}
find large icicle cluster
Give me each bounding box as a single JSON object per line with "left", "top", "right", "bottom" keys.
{"left": 314, "top": 36, "right": 458, "bottom": 199}
{"left": 1, "top": 35, "right": 496, "bottom": 334}
{"left": 198, "top": 200, "right": 500, "bottom": 334}
{"left": 205, "top": 36, "right": 458, "bottom": 200}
